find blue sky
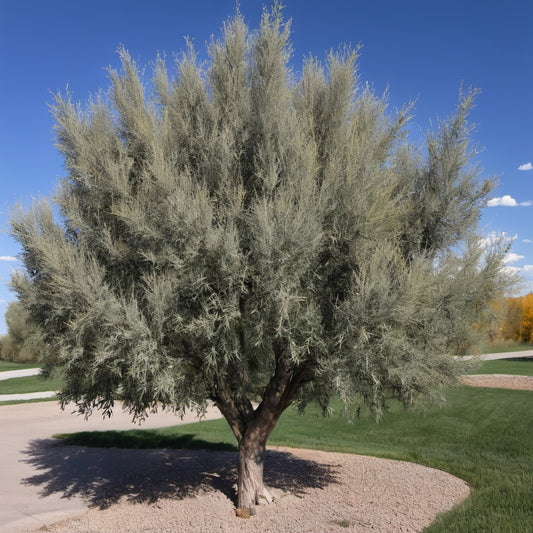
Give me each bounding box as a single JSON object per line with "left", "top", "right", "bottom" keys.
{"left": 0, "top": 0, "right": 532, "bottom": 334}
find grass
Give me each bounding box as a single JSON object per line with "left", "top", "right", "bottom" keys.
{"left": 0, "top": 361, "right": 60, "bottom": 405}
{"left": 472, "top": 357, "right": 533, "bottom": 376}
{"left": 476, "top": 340, "right": 533, "bottom": 354}
{"left": 0, "top": 374, "right": 63, "bottom": 394}
{"left": 0, "top": 397, "right": 57, "bottom": 406}
{"left": 57, "top": 428, "right": 237, "bottom": 452}
{"left": 56, "top": 386, "right": 533, "bottom": 533}
{"left": 0, "top": 359, "right": 41, "bottom": 372}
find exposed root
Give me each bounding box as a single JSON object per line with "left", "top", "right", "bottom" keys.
{"left": 257, "top": 485, "right": 274, "bottom": 505}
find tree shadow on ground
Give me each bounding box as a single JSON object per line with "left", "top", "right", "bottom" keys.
{"left": 22, "top": 438, "right": 339, "bottom": 509}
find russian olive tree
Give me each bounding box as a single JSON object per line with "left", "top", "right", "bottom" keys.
{"left": 10, "top": 7, "right": 510, "bottom": 514}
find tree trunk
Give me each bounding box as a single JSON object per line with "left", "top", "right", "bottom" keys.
{"left": 213, "top": 349, "right": 312, "bottom": 518}
{"left": 236, "top": 433, "right": 273, "bottom": 515}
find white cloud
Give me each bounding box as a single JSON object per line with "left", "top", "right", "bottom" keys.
{"left": 487, "top": 195, "right": 531, "bottom": 207}
{"left": 480, "top": 231, "right": 515, "bottom": 250}
{"left": 502, "top": 264, "right": 533, "bottom": 276}
{"left": 524, "top": 239, "right": 533, "bottom": 244}
{"left": 504, "top": 252, "right": 525, "bottom": 264}
{"left": 518, "top": 162, "right": 533, "bottom": 171}
{"left": 0, "top": 256, "right": 17, "bottom": 262}
{"left": 487, "top": 195, "right": 517, "bottom": 206}
{"left": 503, "top": 266, "right": 522, "bottom": 275}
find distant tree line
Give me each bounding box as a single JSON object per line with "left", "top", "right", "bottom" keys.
{"left": 0, "top": 301, "right": 42, "bottom": 362}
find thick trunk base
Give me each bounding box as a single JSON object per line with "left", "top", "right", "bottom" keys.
{"left": 236, "top": 437, "right": 274, "bottom": 516}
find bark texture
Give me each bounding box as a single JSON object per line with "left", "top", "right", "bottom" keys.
{"left": 237, "top": 438, "right": 273, "bottom": 511}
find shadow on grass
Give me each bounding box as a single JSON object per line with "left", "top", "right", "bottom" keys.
{"left": 22, "top": 436, "right": 338, "bottom": 509}
{"left": 55, "top": 429, "right": 237, "bottom": 452}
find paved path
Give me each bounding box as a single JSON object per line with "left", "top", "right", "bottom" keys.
{"left": 0, "top": 401, "right": 223, "bottom": 532}
{"left": 0, "top": 368, "right": 56, "bottom": 403}
{"left": 0, "top": 368, "right": 41, "bottom": 380}
{"left": 456, "top": 350, "right": 533, "bottom": 361}
{"left": 0, "top": 391, "right": 57, "bottom": 402}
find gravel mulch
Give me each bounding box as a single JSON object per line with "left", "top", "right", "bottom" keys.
{"left": 460, "top": 374, "right": 533, "bottom": 391}
{"left": 42, "top": 446, "right": 469, "bottom": 533}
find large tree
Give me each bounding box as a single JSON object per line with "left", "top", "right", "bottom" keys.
{"left": 10, "top": 6, "right": 510, "bottom": 514}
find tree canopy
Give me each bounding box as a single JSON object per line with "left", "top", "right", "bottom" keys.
{"left": 10, "top": 5, "right": 511, "bottom": 513}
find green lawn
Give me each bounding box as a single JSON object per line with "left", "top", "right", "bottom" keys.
{"left": 473, "top": 357, "right": 533, "bottom": 376}
{"left": 0, "top": 360, "right": 41, "bottom": 372}
{"left": 0, "top": 397, "right": 57, "bottom": 406}
{"left": 0, "top": 360, "right": 59, "bottom": 405}
{"left": 476, "top": 341, "right": 533, "bottom": 354}
{"left": 0, "top": 374, "right": 63, "bottom": 394}
{"left": 57, "top": 386, "right": 533, "bottom": 533}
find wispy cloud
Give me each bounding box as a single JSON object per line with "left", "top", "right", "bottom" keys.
{"left": 523, "top": 239, "right": 533, "bottom": 244}
{"left": 0, "top": 256, "right": 17, "bottom": 262}
{"left": 504, "top": 252, "right": 524, "bottom": 264}
{"left": 518, "top": 162, "right": 533, "bottom": 171}
{"left": 487, "top": 195, "right": 532, "bottom": 207}
{"left": 503, "top": 266, "right": 522, "bottom": 275}
{"left": 480, "top": 231, "right": 515, "bottom": 249}
{"left": 503, "top": 264, "right": 533, "bottom": 276}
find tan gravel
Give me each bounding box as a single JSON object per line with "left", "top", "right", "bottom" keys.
{"left": 460, "top": 374, "right": 533, "bottom": 391}
{"left": 40, "top": 446, "right": 469, "bottom": 533}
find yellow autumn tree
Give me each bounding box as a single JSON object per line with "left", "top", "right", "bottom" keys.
{"left": 521, "top": 293, "right": 533, "bottom": 342}
{"left": 501, "top": 296, "right": 524, "bottom": 341}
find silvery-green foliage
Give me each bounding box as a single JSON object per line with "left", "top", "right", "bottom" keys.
{"left": 10, "top": 6, "right": 511, "bottom": 421}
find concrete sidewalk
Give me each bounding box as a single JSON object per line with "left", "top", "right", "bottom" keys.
{"left": 0, "top": 391, "right": 57, "bottom": 402}
{"left": 0, "top": 368, "right": 41, "bottom": 381}
{"left": 0, "top": 368, "right": 55, "bottom": 403}
{"left": 456, "top": 350, "right": 533, "bottom": 361}
{"left": 0, "top": 401, "right": 223, "bottom": 532}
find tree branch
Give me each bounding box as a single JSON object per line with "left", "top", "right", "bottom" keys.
{"left": 248, "top": 340, "right": 314, "bottom": 440}
{"left": 212, "top": 382, "right": 254, "bottom": 442}
{"left": 279, "top": 363, "right": 313, "bottom": 411}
